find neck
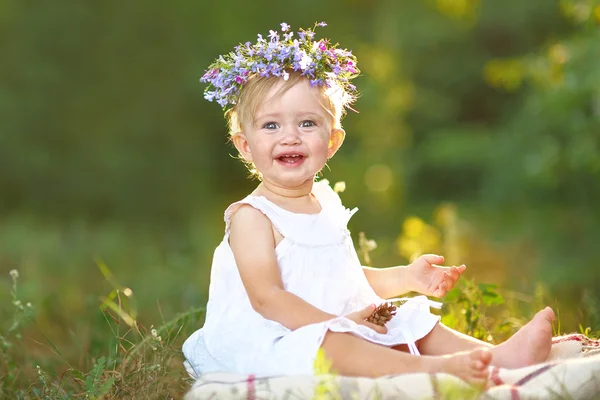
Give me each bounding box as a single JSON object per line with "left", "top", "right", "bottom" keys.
{"left": 254, "top": 177, "right": 320, "bottom": 212}
{"left": 257, "top": 178, "right": 314, "bottom": 200}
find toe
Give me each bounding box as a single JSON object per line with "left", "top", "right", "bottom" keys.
{"left": 473, "top": 359, "right": 489, "bottom": 373}
{"left": 479, "top": 349, "right": 493, "bottom": 365}
{"left": 473, "top": 369, "right": 488, "bottom": 379}
{"left": 538, "top": 307, "right": 555, "bottom": 322}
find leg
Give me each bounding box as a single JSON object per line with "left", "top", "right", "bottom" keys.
{"left": 417, "top": 307, "right": 555, "bottom": 368}
{"left": 321, "top": 331, "right": 491, "bottom": 384}
{"left": 417, "top": 322, "right": 493, "bottom": 356}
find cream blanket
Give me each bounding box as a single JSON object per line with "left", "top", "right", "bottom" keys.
{"left": 184, "top": 334, "right": 600, "bottom": 399}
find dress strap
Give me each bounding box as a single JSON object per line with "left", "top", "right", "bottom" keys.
{"left": 224, "top": 196, "right": 290, "bottom": 238}
{"left": 312, "top": 179, "right": 342, "bottom": 208}
{"left": 313, "top": 179, "right": 359, "bottom": 228}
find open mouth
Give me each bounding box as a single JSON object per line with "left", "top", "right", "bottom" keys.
{"left": 276, "top": 153, "right": 306, "bottom": 167}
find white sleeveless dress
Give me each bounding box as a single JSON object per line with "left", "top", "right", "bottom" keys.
{"left": 183, "top": 180, "right": 441, "bottom": 378}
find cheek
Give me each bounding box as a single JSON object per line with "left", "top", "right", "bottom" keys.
{"left": 248, "top": 141, "right": 274, "bottom": 163}
{"left": 313, "top": 136, "right": 331, "bottom": 158}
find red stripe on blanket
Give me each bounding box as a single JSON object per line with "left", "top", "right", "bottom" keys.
{"left": 246, "top": 374, "right": 255, "bottom": 400}
{"left": 515, "top": 364, "right": 554, "bottom": 386}
{"left": 511, "top": 386, "right": 521, "bottom": 400}
{"left": 552, "top": 334, "right": 600, "bottom": 346}
{"left": 553, "top": 334, "right": 583, "bottom": 344}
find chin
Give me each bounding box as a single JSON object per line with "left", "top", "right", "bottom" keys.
{"left": 269, "top": 174, "right": 315, "bottom": 187}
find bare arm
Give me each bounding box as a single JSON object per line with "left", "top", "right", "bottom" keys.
{"left": 229, "top": 205, "right": 385, "bottom": 333}
{"left": 229, "top": 205, "right": 340, "bottom": 330}
{"left": 362, "top": 266, "right": 411, "bottom": 299}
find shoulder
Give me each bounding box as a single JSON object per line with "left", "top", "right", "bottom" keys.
{"left": 230, "top": 203, "right": 270, "bottom": 228}
{"left": 228, "top": 203, "right": 272, "bottom": 232}
{"left": 228, "top": 203, "right": 276, "bottom": 256}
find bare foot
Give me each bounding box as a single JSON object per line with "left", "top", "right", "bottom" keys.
{"left": 441, "top": 348, "right": 492, "bottom": 385}
{"left": 491, "top": 307, "right": 555, "bottom": 368}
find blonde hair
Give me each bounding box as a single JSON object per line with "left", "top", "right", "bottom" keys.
{"left": 225, "top": 71, "right": 355, "bottom": 135}
{"left": 226, "top": 72, "right": 355, "bottom": 178}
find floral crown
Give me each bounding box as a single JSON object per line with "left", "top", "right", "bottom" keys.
{"left": 200, "top": 22, "right": 359, "bottom": 109}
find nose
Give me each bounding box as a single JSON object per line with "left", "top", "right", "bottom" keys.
{"left": 280, "top": 127, "right": 301, "bottom": 145}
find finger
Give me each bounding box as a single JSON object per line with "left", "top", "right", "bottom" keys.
{"left": 364, "top": 322, "right": 387, "bottom": 334}
{"left": 443, "top": 272, "right": 456, "bottom": 289}
{"left": 441, "top": 278, "right": 454, "bottom": 292}
{"left": 362, "top": 304, "right": 377, "bottom": 318}
{"left": 444, "top": 271, "right": 456, "bottom": 286}
{"left": 433, "top": 285, "right": 446, "bottom": 297}
{"left": 433, "top": 278, "right": 448, "bottom": 296}
{"left": 420, "top": 254, "right": 444, "bottom": 265}
{"left": 448, "top": 270, "right": 462, "bottom": 287}
{"left": 446, "top": 267, "right": 458, "bottom": 281}
{"left": 452, "top": 264, "right": 467, "bottom": 280}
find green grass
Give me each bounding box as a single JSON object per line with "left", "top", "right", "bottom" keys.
{"left": 0, "top": 216, "right": 214, "bottom": 399}
{"left": 1, "top": 264, "right": 205, "bottom": 399}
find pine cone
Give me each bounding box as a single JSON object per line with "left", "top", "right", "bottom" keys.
{"left": 366, "top": 302, "right": 397, "bottom": 326}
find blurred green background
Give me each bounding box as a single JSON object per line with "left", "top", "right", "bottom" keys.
{"left": 1, "top": 0, "right": 599, "bottom": 381}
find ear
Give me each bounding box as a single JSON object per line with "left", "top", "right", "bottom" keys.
{"left": 231, "top": 132, "right": 253, "bottom": 162}
{"left": 327, "top": 128, "right": 345, "bottom": 159}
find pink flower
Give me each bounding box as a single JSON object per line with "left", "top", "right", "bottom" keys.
{"left": 202, "top": 69, "right": 218, "bottom": 80}
{"left": 346, "top": 61, "right": 357, "bottom": 74}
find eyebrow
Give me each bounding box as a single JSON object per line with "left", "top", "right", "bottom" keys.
{"left": 255, "top": 112, "right": 281, "bottom": 120}
{"left": 256, "top": 111, "right": 324, "bottom": 120}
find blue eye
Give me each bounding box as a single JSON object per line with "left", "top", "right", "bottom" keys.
{"left": 262, "top": 122, "right": 279, "bottom": 130}
{"left": 300, "top": 120, "right": 315, "bottom": 128}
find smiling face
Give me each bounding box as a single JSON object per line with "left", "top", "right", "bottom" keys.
{"left": 232, "top": 77, "right": 345, "bottom": 189}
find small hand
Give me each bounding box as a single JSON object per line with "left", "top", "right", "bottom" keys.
{"left": 345, "top": 304, "right": 388, "bottom": 334}
{"left": 407, "top": 254, "right": 466, "bottom": 298}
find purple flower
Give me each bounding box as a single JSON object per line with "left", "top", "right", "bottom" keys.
{"left": 204, "top": 91, "right": 217, "bottom": 101}
{"left": 199, "top": 21, "right": 359, "bottom": 109}
{"left": 201, "top": 68, "right": 218, "bottom": 81}
{"left": 346, "top": 61, "right": 357, "bottom": 74}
